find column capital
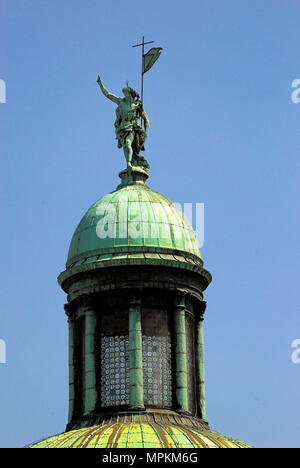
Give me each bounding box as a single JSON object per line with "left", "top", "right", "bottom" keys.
{"left": 175, "top": 289, "right": 191, "bottom": 309}
{"left": 196, "top": 301, "right": 207, "bottom": 321}
{"left": 64, "top": 303, "right": 76, "bottom": 319}
{"left": 76, "top": 293, "right": 96, "bottom": 310}
{"left": 128, "top": 290, "right": 142, "bottom": 308}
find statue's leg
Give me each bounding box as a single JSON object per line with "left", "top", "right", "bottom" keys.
{"left": 124, "top": 133, "right": 134, "bottom": 169}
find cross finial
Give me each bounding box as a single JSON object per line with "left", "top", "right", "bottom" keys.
{"left": 132, "top": 36, "right": 155, "bottom": 105}
{"left": 132, "top": 36, "right": 154, "bottom": 50}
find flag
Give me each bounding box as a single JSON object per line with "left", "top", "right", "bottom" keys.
{"left": 143, "top": 47, "right": 162, "bottom": 74}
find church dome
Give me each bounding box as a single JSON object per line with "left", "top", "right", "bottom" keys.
{"left": 66, "top": 180, "right": 203, "bottom": 271}
{"left": 26, "top": 64, "right": 253, "bottom": 448}
{"left": 28, "top": 422, "right": 252, "bottom": 449}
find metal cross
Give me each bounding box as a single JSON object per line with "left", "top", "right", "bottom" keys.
{"left": 132, "top": 36, "right": 155, "bottom": 106}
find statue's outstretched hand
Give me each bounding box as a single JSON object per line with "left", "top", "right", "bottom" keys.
{"left": 96, "top": 76, "right": 119, "bottom": 104}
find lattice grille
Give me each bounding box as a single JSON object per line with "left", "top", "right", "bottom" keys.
{"left": 142, "top": 309, "right": 172, "bottom": 407}
{"left": 99, "top": 310, "right": 129, "bottom": 407}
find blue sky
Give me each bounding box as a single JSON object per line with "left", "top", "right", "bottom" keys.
{"left": 0, "top": 0, "right": 299, "bottom": 448}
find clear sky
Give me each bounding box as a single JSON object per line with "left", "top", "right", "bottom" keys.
{"left": 0, "top": 0, "right": 299, "bottom": 448}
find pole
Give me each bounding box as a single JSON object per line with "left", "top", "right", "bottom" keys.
{"left": 132, "top": 36, "right": 154, "bottom": 107}
{"left": 141, "top": 36, "right": 144, "bottom": 106}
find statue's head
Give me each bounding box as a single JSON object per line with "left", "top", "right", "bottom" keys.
{"left": 122, "top": 83, "right": 140, "bottom": 101}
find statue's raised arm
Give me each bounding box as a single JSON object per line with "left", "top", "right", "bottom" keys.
{"left": 97, "top": 75, "right": 120, "bottom": 105}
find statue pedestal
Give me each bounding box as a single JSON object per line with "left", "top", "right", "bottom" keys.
{"left": 118, "top": 166, "right": 149, "bottom": 188}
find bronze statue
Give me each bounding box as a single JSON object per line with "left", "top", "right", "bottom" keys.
{"left": 97, "top": 76, "right": 150, "bottom": 172}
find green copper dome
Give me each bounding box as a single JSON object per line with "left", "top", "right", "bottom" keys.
{"left": 28, "top": 423, "right": 252, "bottom": 449}
{"left": 66, "top": 182, "right": 202, "bottom": 269}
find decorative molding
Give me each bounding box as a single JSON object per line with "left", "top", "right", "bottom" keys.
{"left": 66, "top": 410, "right": 210, "bottom": 433}
{"left": 58, "top": 256, "right": 212, "bottom": 294}
{"left": 64, "top": 266, "right": 205, "bottom": 304}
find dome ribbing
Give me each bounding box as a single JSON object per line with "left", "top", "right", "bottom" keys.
{"left": 66, "top": 183, "right": 201, "bottom": 270}
{"left": 28, "top": 423, "right": 252, "bottom": 449}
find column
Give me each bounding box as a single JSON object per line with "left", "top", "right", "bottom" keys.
{"left": 83, "top": 298, "right": 97, "bottom": 415}
{"left": 128, "top": 293, "right": 144, "bottom": 410}
{"left": 196, "top": 301, "right": 207, "bottom": 420}
{"left": 174, "top": 292, "right": 189, "bottom": 413}
{"left": 65, "top": 304, "right": 75, "bottom": 424}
